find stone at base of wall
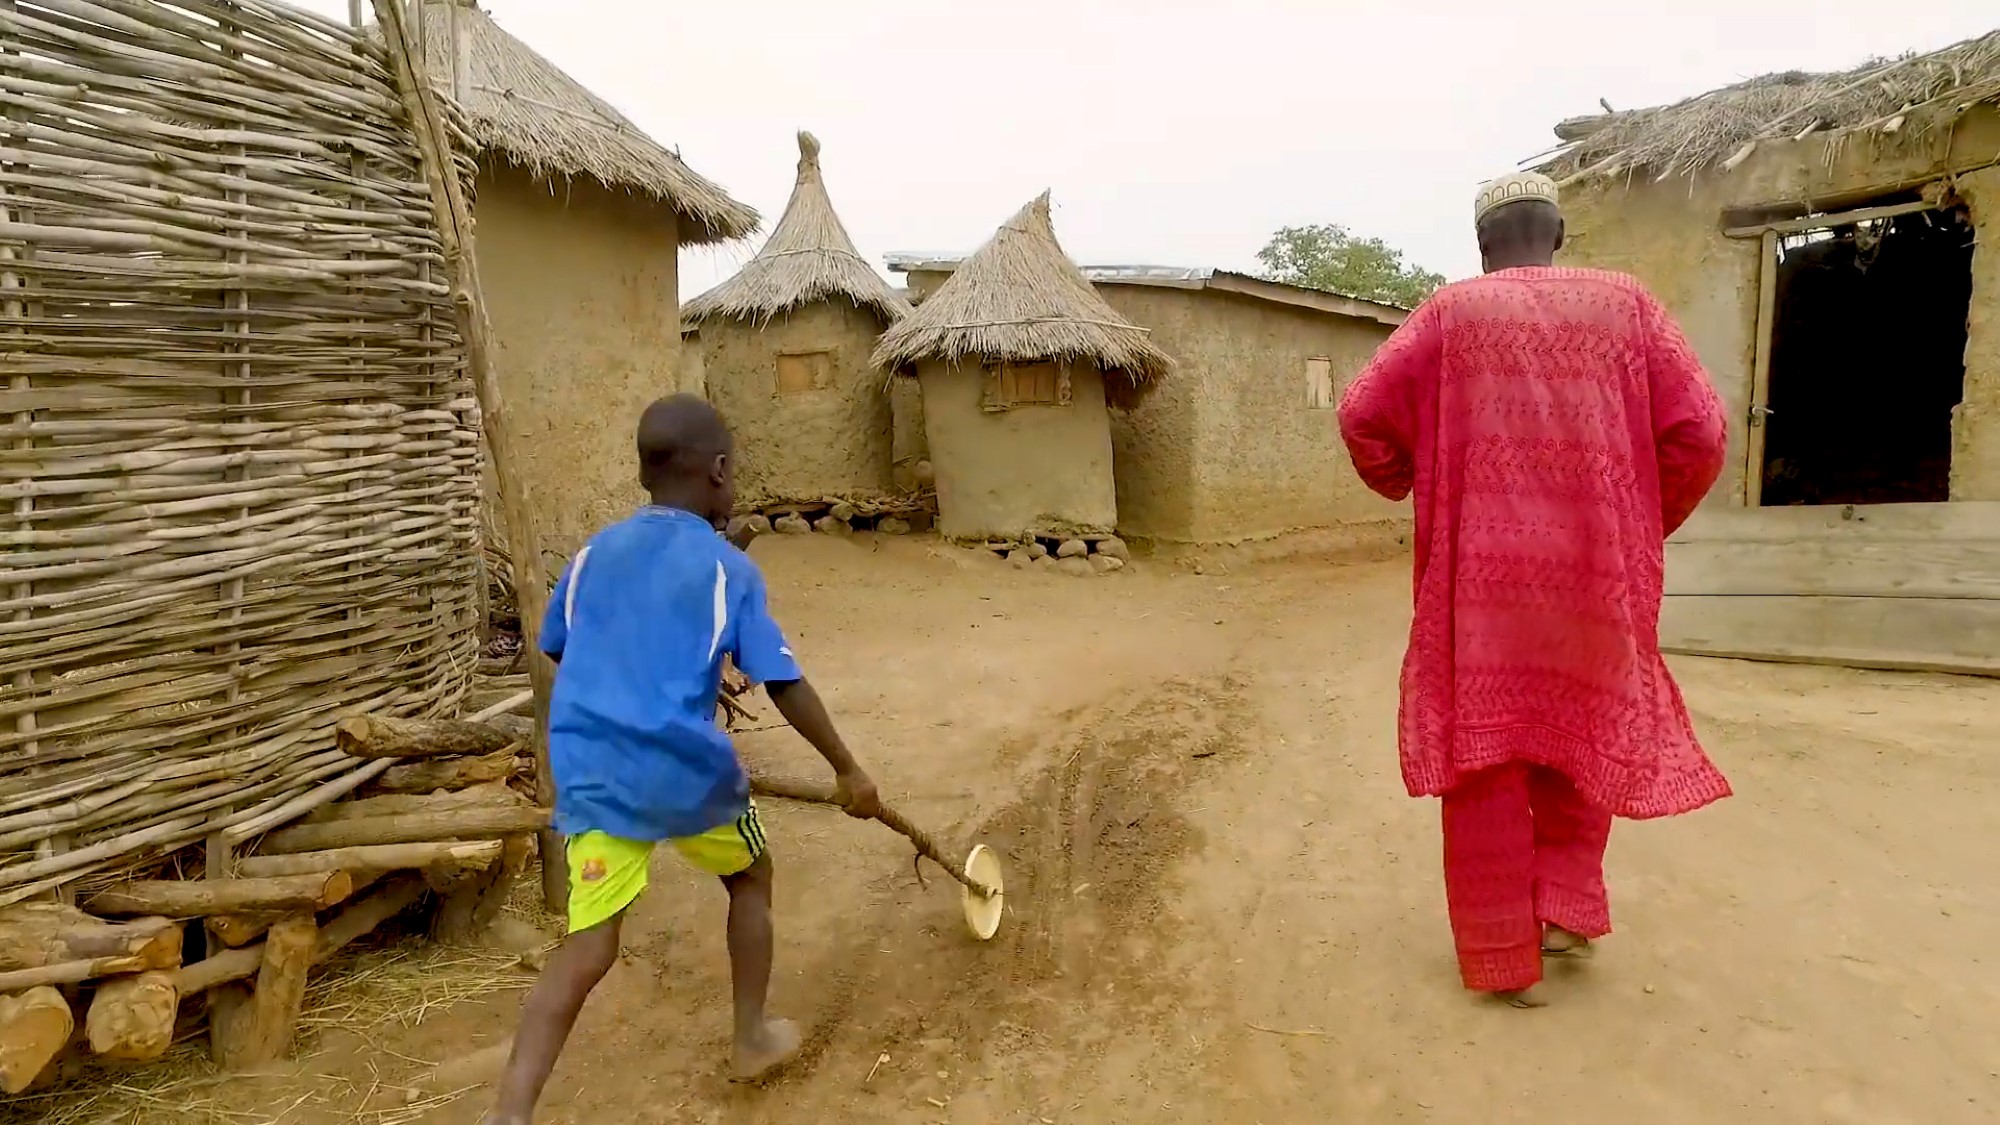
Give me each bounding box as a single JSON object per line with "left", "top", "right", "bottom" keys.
{"left": 1134, "top": 520, "right": 1413, "bottom": 569}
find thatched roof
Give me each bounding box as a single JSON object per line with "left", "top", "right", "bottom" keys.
{"left": 414, "top": 0, "right": 757, "bottom": 243}
{"left": 1542, "top": 29, "right": 2000, "bottom": 182}
{"left": 682, "top": 132, "right": 909, "bottom": 326}
{"left": 870, "top": 193, "right": 1171, "bottom": 406}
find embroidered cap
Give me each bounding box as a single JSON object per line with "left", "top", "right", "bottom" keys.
{"left": 1473, "top": 172, "right": 1560, "bottom": 226}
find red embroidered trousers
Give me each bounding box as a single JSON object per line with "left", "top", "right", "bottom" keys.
{"left": 1441, "top": 763, "right": 1613, "bottom": 992}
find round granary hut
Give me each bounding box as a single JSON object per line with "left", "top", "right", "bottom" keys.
{"left": 870, "top": 193, "right": 1172, "bottom": 542}
{"left": 682, "top": 132, "right": 911, "bottom": 507}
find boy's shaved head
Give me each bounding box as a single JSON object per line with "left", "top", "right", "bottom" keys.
{"left": 637, "top": 395, "right": 730, "bottom": 481}
{"left": 636, "top": 395, "right": 734, "bottom": 521}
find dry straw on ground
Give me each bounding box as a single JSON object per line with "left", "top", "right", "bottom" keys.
{"left": 681, "top": 131, "right": 909, "bottom": 327}
{"left": 1, "top": 0, "right": 481, "bottom": 900}
{"left": 9, "top": 937, "right": 537, "bottom": 1125}
{"left": 870, "top": 192, "right": 1171, "bottom": 409}
{"left": 411, "top": 0, "right": 756, "bottom": 243}
{"left": 1545, "top": 29, "right": 2000, "bottom": 181}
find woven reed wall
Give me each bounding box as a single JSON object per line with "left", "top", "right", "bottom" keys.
{"left": 0, "top": 0, "right": 481, "bottom": 904}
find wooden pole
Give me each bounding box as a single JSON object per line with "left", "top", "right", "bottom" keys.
{"left": 370, "top": 0, "right": 564, "bottom": 911}
{"left": 1744, "top": 229, "right": 1779, "bottom": 508}
{"left": 210, "top": 914, "right": 315, "bottom": 1068}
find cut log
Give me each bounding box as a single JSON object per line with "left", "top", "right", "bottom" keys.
{"left": 0, "top": 904, "right": 181, "bottom": 973}
{"left": 375, "top": 749, "right": 526, "bottom": 795}
{"left": 433, "top": 834, "right": 528, "bottom": 945}
{"left": 85, "top": 971, "right": 177, "bottom": 1062}
{"left": 84, "top": 872, "right": 353, "bottom": 919}
{"left": 0, "top": 986, "right": 72, "bottom": 1094}
{"left": 235, "top": 840, "right": 502, "bottom": 881}
{"left": 257, "top": 806, "right": 549, "bottom": 855}
{"left": 335, "top": 714, "right": 516, "bottom": 760}
{"left": 175, "top": 876, "right": 430, "bottom": 994}
{"left": 0, "top": 954, "right": 168, "bottom": 993}
{"left": 210, "top": 915, "right": 315, "bottom": 1069}
{"left": 207, "top": 914, "right": 279, "bottom": 949}
{"left": 312, "top": 781, "right": 526, "bottom": 823}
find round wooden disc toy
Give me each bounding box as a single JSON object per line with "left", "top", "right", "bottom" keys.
{"left": 961, "top": 844, "right": 1005, "bottom": 941}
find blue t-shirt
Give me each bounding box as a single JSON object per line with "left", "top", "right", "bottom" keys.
{"left": 540, "top": 506, "right": 803, "bottom": 841}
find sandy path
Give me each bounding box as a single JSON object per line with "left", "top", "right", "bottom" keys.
{"left": 43, "top": 536, "right": 1998, "bottom": 1123}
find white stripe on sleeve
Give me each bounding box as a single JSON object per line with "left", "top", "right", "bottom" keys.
{"left": 564, "top": 546, "right": 592, "bottom": 630}
{"left": 707, "top": 559, "right": 729, "bottom": 661}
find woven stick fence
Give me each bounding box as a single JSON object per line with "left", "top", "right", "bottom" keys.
{"left": 0, "top": 0, "right": 482, "bottom": 905}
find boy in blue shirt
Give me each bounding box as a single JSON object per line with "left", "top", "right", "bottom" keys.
{"left": 487, "top": 396, "right": 880, "bottom": 1122}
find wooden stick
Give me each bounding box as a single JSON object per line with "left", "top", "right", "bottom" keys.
{"left": 434, "top": 833, "right": 529, "bottom": 945}
{"left": 175, "top": 876, "right": 429, "bottom": 995}
{"left": 0, "top": 986, "right": 71, "bottom": 1095}
{"left": 748, "top": 776, "right": 997, "bottom": 898}
{"left": 370, "top": 0, "right": 562, "bottom": 912}
{"left": 255, "top": 805, "right": 548, "bottom": 854}
{"left": 84, "top": 872, "right": 353, "bottom": 918}
{"left": 206, "top": 914, "right": 279, "bottom": 950}
{"left": 311, "top": 782, "right": 526, "bottom": 823}
{"left": 85, "top": 970, "right": 177, "bottom": 1062}
{"left": 468, "top": 689, "right": 534, "bottom": 723}
{"left": 210, "top": 913, "right": 315, "bottom": 1068}
{"left": 0, "top": 953, "right": 162, "bottom": 993}
{"left": 333, "top": 713, "right": 517, "bottom": 760}
{"left": 235, "top": 839, "right": 503, "bottom": 880}
{"left": 219, "top": 759, "right": 395, "bottom": 847}
{"left": 375, "top": 749, "right": 524, "bottom": 795}
{"left": 0, "top": 904, "right": 182, "bottom": 971}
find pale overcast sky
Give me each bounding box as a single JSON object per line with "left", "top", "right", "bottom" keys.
{"left": 301, "top": 1, "right": 1994, "bottom": 298}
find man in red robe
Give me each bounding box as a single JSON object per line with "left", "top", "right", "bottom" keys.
{"left": 1337, "top": 171, "right": 1731, "bottom": 1006}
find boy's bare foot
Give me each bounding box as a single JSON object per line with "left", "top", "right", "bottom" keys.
{"left": 1496, "top": 986, "right": 1548, "bottom": 1009}
{"left": 1541, "top": 925, "right": 1593, "bottom": 957}
{"left": 479, "top": 1114, "right": 530, "bottom": 1125}
{"left": 730, "top": 1018, "right": 801, "bottom": 1082}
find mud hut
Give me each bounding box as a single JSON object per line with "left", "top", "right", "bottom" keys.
{"left": 1538, "top": 30, "right": 2000, "bottom": 676}
{"left": 413, "top": 0, "right": 757, "bottom": 552}
{"left": 1084, "top": 267, "right": 1406, "bottom": 545}
{"left": 682, "top": 133, "right": 911, "bottom": 508}
{"left": 871, "top": 195, "right": 1172, "bottom": 542}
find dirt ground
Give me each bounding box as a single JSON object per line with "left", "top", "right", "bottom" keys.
{"left": 27, "top": 535, "right": 2000, "bottom": 1124}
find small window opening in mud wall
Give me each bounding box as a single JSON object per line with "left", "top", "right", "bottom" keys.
{"left": 1305, "top": 356, "right": 1337, "bottom": 409}
{"left": 982, "top": 361, "right": 1072, "bottom": 411}
{"left": 775, "top": 351, "right": 832, "bottom": 396}
{"left": 1758, "top": 198, "right": 1972, "bottom": 506}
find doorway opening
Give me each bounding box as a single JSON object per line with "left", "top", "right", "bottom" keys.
{"left": 1760, "top": 199, "right": 1973, "bottom": 506}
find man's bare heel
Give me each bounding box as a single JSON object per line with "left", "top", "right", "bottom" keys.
{"left": 1541, "top": 925, "right": 1593, "bottom": 958}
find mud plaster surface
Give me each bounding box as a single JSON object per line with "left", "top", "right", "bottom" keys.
{"left": 62, "top": 537, "right": 2000, "bottom": 1124}
{"left": 476, "top": 166, "right": 681, "bottom": 554}
{"left": 1100, "top": 285, "right": 1404, "bottom": 543}
{"left": 697, "top": 301, "right": 896, "bottom": 504}
{"left": 918, "top": 360, "right": 1117, "bottom": 539}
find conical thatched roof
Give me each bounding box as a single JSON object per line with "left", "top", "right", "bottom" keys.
{"left": 682, "top": 132, "right": 909, "bottom": 326}
{"left": 412, "top": 1, "right": 757, "bottom": 244}
{"left": 1542, "top": 29, "right": 2000, "bottom": 181}
{"left": 871, "top": 193, "right": 1170, "bottom": 407}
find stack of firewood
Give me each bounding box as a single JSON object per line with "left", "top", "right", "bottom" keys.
{"left": 0, "top": 707, "right": 546, "bottom": 1094}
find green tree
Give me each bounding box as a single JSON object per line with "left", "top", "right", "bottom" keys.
{"left": 1255, "top": 224, "right": 1445, "bottom": 309}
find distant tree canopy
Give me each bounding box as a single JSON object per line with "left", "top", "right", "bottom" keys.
{"left": 1255, "top": 224, "right": 1445, "bottom": 309}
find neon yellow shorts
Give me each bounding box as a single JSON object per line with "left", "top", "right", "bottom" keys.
{"left": 565, "top": 801, "right": 767, "bottom": 934}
